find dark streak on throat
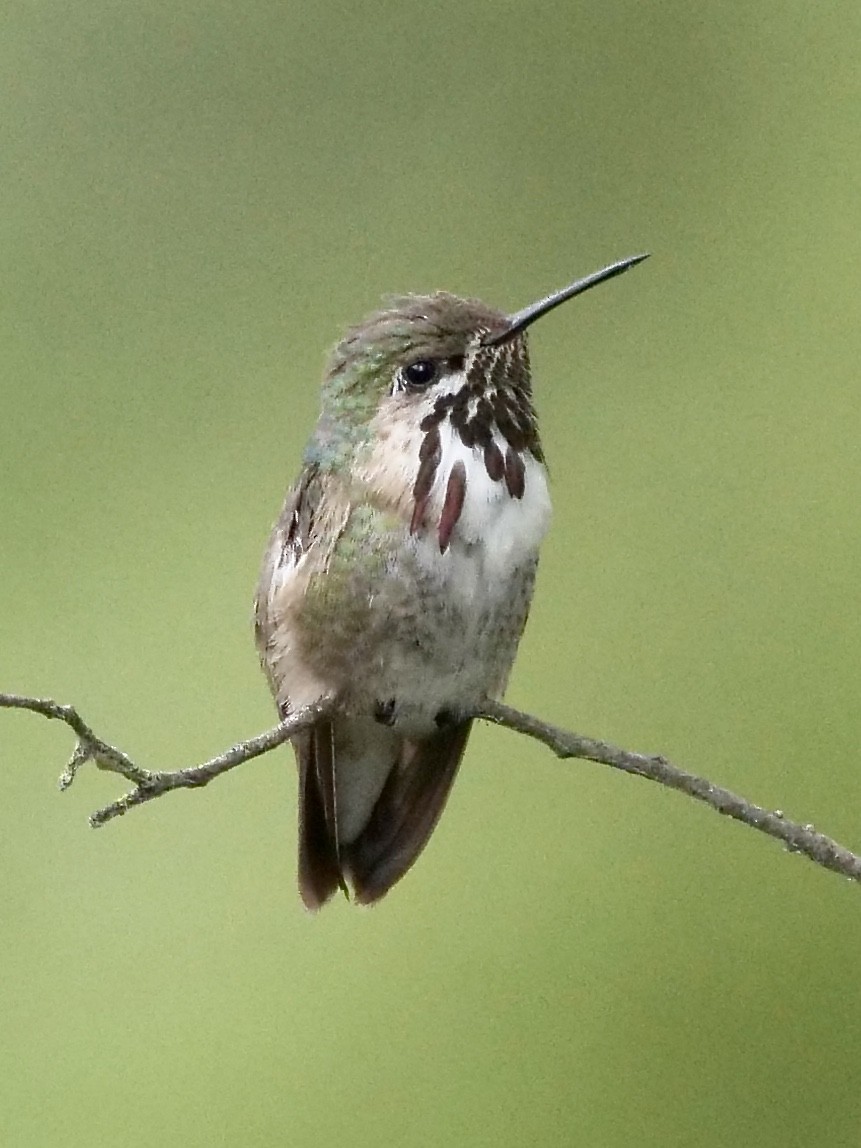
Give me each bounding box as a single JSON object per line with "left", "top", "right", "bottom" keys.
{"left": 409, "top": 340, "right": 543, "bottom": 542}
{"left": 438, "top": 461, "right": 467, "bottom": 552}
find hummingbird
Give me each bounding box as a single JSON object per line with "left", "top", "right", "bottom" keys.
{"left": 254, "top": 253, "right": 648, "bottom": 909}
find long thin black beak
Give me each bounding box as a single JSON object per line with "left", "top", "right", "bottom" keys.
{"left": 483, "top": 253, "right": 650, "bottom": 347}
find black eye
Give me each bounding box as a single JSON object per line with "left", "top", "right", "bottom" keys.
{"left": 402, "top": 359, "right": 437, "bottom": 389}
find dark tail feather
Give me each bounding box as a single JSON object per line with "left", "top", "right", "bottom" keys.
{"left": 343, "top": 719, "right": 473, "bottom": 906}
{"left": 296, "top": 721, "right": 342, "bottom": 911}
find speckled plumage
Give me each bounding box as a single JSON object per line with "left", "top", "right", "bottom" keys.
{"left": 254, "top": 294, "right": 548, "bottom": 908}
{"left": 254, "top": 257, "right": 647, "bottom": 909}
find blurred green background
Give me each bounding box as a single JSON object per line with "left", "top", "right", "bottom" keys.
{"left": 3, "top": 1, "right": 861, "bottom": 1144}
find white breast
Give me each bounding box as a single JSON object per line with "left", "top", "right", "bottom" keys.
{"left": 414, "top": 418, "right": 552, "bottom": 600}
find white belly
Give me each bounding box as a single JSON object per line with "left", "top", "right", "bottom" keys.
{"left": 376, "top": 423, "right": 551, "bottom": 731}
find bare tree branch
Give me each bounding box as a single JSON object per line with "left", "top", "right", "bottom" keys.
{"left": 2, "top": 690, "right": 858, "bottom": 885}
{"left": 476, "top": 700, "right": 861, "bottom": 883}
{"left": 0, "top": 691, "right": 333, "bottom": 825}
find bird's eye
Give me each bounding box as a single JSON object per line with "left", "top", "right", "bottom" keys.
{"left": 402, "top": 359, "right": 437, "bottom": 389}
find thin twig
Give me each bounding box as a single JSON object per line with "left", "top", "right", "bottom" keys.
{"left": 474, "top": 700, "right": 861, "bottom": 883}
{"left": 2, "top": 690, "right": 858, "bottom": 885}
{"left": 0, "top": 692, "right": 332, "bottom": 826}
